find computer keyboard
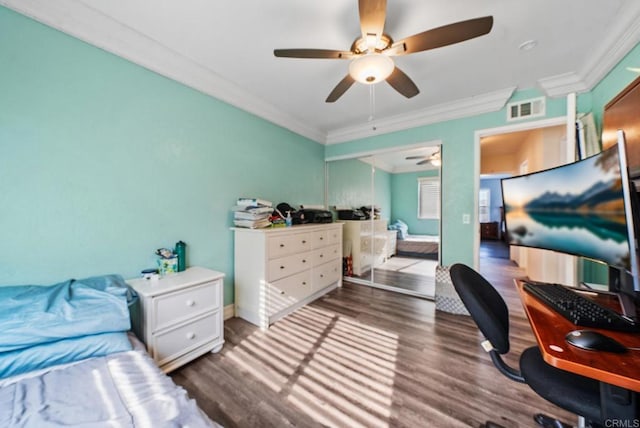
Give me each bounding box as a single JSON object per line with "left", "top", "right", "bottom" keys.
{"left": 523, "top": 281, "right": 640, "bottom": 333}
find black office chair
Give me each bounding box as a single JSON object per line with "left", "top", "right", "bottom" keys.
{"left": 449, "top": 263, "right": 602, "bottom": 428}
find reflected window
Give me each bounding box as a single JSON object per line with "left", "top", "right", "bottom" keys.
{"left": 418, "top": 177, "right": 440, "bottom": 219}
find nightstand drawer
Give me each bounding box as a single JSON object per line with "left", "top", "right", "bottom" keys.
{"left": 153, "top": 312, "right": 221, "bottom": 365}
{"left": 154, "top": 281, "right": 220, "bottom": 332}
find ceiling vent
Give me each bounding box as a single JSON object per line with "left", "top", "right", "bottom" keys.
{"left": 507, "top": 97, "right": 545, "bottom": 121}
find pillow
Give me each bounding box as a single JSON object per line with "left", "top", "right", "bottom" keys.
{"left": 0, "top": 331, "right": 132, "bottom": 379}
{"left": 390, "top": 219, "right": 409, "bottom": 240}
{"left": 0, "top": 275, "right": 131, "bottom": 353}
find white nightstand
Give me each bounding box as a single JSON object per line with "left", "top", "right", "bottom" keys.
{"left": 127, "top": 266, "right": 225, "bottom": 373}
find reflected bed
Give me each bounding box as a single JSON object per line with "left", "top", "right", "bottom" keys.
{"left": 396, "top": 234, "right": 439, "bottom": 258}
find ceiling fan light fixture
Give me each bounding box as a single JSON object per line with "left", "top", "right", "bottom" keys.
{"left": 349, "top": 54, "right": 394, "bottom": 84}
{"left": 430, "top": 158, "right": 441, "bottom": 167}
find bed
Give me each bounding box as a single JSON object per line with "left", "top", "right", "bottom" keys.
{"left": 389, "top": 219, "right": 439, "bottom": 258}
{"left": 396, "top": 234, "right": 439, "bottom": 257}
{"left": 0, "top": 275, "right": 219, "bottom": 427}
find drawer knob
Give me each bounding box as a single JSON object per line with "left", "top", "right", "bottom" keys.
{"left": 186, "top": 332, "right": 196, "bottom": 340}
{"left": 186, "top": 300, "right": 195, "bottom": 307}
{"left": 320, "top": 254, "right": 324, "bottom": 258}
{"left": 280, "top": 265, "right": 285, "bottom": 269}
{"left": 320, "top": 237, "right": 324, "bottom": 240}
{"left": 302, "top": 281, "right": 307, "bottom": 285}
{"left": 302, "top": 240, "right": 307, "bottom": 244}
{"left": 302, "top": 259, "right": 307, "bottom": 263}
{"left": 280, "top": 290, "right": 285, "bottom": 295}
{"left": 280, "top": 243, "right": 285, "bottom": 248}
{"left": 320, "top": 274, "right": 324, "bottom": 278}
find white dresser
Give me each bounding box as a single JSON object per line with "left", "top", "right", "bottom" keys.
{"left": 127, "top": 266, "right": 225, "bottom": 373}
{"left": 233, "top": 223, "right": 342, "bottom": 328}
{"left": 339, "top": 219, "right": 391, "bottom": 276}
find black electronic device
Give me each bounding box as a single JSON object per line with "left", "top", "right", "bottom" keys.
{"left": 565, "top": 330, "right": 628, "bottom": 353}
{"left": 337, "top": 209, "right": 366, "bottom": 220}
{"left": 299, "top": 209, "right": 333, "bottom": 224}
{"left": 522, "top": 281, "right": 640, "bottom": 332}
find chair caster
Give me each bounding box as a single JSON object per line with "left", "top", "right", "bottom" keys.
{"left": 533, "top": 413, "right": 572, "bottom": 428}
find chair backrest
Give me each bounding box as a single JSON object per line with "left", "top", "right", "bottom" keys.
{"left": 450, "top": 263, "right": 510, "bottom": 354}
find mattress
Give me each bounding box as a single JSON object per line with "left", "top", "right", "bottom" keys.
{"left": 396, "top": 234, "right": 439, "bottom": 255}
{"left": 0, "top": 338, "right": 219, "bottom": 428}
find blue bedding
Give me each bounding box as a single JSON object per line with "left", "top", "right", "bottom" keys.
{"left": 0, "top": 342, "right": 217, "bottom": 427}
{"left": 0, "top": 275, "right": 131, "bottom": 353}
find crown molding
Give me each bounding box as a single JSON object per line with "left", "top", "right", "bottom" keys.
{"left": 538, "top": 3, "right": 640, "bottom": 97}
{"left": 1, "top": 0, "right": 326, "bottom": 143}
{"left": 325, "top": 87, "right": 516, "bottom": 145}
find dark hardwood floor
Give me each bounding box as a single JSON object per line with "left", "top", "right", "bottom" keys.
{"left": 171, "top": 254, "right": 575, "bottom": 427}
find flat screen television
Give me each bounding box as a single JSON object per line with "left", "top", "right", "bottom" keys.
{"left": 501, "top": 131, "right": 640, "bottom": 311}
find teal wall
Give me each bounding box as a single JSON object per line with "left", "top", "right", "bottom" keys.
{"left": 390, "top": 170, "right": 440, "bottom": 235}
{"left": 326, "top": 158, "right": 391, "bottom": 219}
{"left": 3, "top": 3, "right": 640, "bottom": 297}
{"left": 0, "top": 7, "right": 325, "bottom": 305}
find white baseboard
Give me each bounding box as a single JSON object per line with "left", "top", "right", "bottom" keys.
{"left": 224, "top": 304, "right": 234, "bottom": 320}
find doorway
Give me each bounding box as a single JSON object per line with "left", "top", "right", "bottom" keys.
{"left": 326, "top": 142, "right": 442, "bottom": 299}
{"left": 476, "top": 118, "right": 574, "bottom": 283}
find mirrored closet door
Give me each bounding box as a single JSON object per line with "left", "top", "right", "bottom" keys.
{"left": 326, "top": 145, "right": 441, "bottom": 299}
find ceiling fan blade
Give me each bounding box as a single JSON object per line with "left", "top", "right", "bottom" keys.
{"left": 274, "top": 49, "right": 355, "bottom": 59}
{"left": 416, "top": 159, "right": 432, "bottom": 165}
{"left": 386, "top": 67, "right": 419, "bottom": 98}
{"left": 358, "top": 0, "right": 387, "bottom": 44}
{"left": 392, "top": 16, "right": 493, "bottom": 55}
{"left": 405, "top": 155, "right": 426, "bottom": 160}
{"left": 326, "top": 75, "right": 356, "bottom": 103}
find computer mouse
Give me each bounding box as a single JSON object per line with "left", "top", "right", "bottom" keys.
{"left": 565, "top": 330, "right": 628, "bottom": 353}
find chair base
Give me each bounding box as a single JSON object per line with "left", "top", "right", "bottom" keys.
{"left": 533, "top": 413, "right": 573, "bottom": 428}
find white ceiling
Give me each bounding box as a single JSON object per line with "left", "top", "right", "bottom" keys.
{"left": 4, "top": 0, "right": 640, "bottom": 144}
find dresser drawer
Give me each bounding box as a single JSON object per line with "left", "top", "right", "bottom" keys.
{"left": 153, "top": 311, "right": 221, "bottom": 365}
{"left": 326, "top": 227, "right": 341, "bottom": 245}
{"left": 310, "top": 230, "right": 328, "bottom": 248}
{"left": 312, "top": 259, "right": 341, "bottom": 291}
{"left": 268, "top": 233, "right": 311, "bottom": 259}
{"left": 154, "top": 280, "right": 220, "bottom": 332}
{"left": 309, "top": 244, "right": 341, "bottom": 266}
{"left": 268, "top": 270, "right": 312, "bottom": 308}
{"left": 268, "top": 252, "right": 311, "bottom": 281}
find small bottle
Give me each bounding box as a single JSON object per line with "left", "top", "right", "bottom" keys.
{"left": 175, "top": 241, "right": 186, "bottom": 272}
{"left": 285, "top": 211, "right": 292, "bottom": 227}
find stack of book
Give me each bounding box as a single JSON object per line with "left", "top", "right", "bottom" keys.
{"left": 232, "top": 198, "right": 273, "bottom": 229}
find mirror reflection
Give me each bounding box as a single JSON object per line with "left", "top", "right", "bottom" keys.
{"left": 326, "top": 145, "right": 441, "bottom": 298}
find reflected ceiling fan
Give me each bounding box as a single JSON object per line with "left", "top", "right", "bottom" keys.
{"left": 406, "top": 149, "right": 441, "bottom": 166}
{"left": 274, "top": 0, "right": 493, "bottom": 103}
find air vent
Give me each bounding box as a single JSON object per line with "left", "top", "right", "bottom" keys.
{"left": 507, "top": 97, "right": 545, "bottom": 121}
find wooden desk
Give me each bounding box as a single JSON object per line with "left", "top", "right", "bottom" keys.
{"left": 516, "top": 280, "right": 640, "bottom": 391}
{"left": 516, "top": 280, "right": 640, "bottom": 419}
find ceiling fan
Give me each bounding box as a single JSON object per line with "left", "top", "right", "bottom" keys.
{"left": 406, "top": 149, "right": 441, "bottom": 166}
{"left": 274, "top": 0, "right": 493, "bottom": 103}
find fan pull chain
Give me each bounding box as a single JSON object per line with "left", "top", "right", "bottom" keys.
{"left": 368, "top": 84, "right": 375, "bottom": 124}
